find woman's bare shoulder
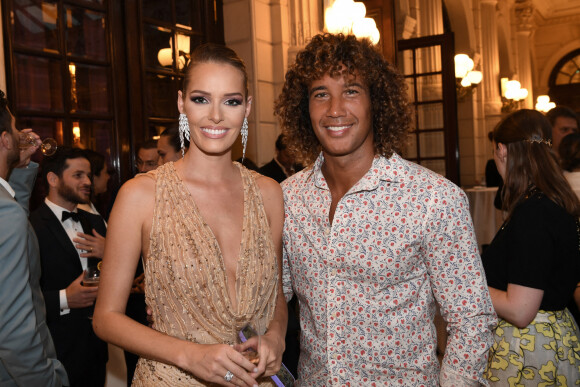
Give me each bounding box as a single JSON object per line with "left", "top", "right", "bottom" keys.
{"left": 113, "top": 173, "right": 156, "bottom": 214}
{"left": 253, "top": 173, "right": 283, "bottom": 201}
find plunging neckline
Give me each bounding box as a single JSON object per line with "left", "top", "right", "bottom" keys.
{"left": 170, "top": 161, "right": 248, "bottom": 314}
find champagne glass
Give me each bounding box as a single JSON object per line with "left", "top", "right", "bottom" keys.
{"left": 19, "top": 133, "right": 58, "bottom": 156}
{"left": 236, "top": 317, "right": 263, "bottom": 366}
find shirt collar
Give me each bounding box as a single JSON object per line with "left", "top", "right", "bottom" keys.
{"left": 0, "top": 177, "right": 15, "bottom": 198}
{"left": 311, "top": 151, "right": 407, "bottom": 192}
{"left": 45, "top": 198, "right": 78, "bottom": 222}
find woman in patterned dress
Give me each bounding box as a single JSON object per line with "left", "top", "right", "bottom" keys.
{"left": 483, "top": 109, "right": 580, "bottom": 384}
{"left": 93, "top": 43, "right": 287, "bottom": 386}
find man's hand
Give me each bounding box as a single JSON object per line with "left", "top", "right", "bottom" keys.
{"left": 14, "top": 129, "right": 40, "bottom": 168}
{"left": 66, "top": 272, "right": 98, "bottom": 308}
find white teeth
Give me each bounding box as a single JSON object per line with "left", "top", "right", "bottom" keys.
{"left": 327, "top": 125, "right": 349, "bottom": 131}
{"left": 201, "top": 128, "right": 227, "bottom": 135}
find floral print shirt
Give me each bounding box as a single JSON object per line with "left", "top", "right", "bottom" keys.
{"left": 281, "top": 153, "right": 497, "bottom": 386}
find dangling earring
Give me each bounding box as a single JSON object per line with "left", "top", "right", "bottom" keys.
{"left": 241, "top": 117, "right": 248, "bottom": 162}
{"left": 179, "top": 113, "right": 190, "bottom": 158}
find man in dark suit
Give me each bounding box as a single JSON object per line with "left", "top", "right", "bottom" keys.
{"left": 30, "top": 147, "right": 108, "bottom": 387}
{"left": 0, "top": 90, "right": 68, "bottom": 386}
{"left": 258, "top": 134, "right": 302, "bottom": 183}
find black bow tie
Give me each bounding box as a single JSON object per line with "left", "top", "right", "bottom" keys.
{"left": 62, "top": 211, "right": 80, "bottom": 222}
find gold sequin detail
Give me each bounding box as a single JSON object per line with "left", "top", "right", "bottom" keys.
{"left": 132, "top": 162, "right": 278, "bottom": 386}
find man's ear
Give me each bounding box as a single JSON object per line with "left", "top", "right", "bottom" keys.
{"left": 47, "top": 171, "right": 59, "bottom": 188}
{"left": 0, "top": 130, "right": 12, "bottom": 150}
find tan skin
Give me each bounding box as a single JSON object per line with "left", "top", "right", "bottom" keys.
{"left": 93, "top": 61, "right": 287, "bottom": 387}
{"left": 308, "top": 70, "right": 375, "bottom": 223}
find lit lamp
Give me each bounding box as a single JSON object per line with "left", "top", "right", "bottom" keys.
{"left": 324, "top": 0, "right": 380, "bottom": 44}
{"left": 158, "top": 34, "right": 191, "bottom": 69}
{"left": 454, "top": 54, "right": 482, "bottom": 100}
{"left": 535, "top": 95, "right": 556, "bottom": 113}
{"left": 501, "top": 77, "right": 528, "bottom": 113}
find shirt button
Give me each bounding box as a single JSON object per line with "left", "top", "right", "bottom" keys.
{"left": 324, "top": 228, "right": 330, "bottom": 236}
{"left": 331, "top": 269, "right": 337, "bottom": 276}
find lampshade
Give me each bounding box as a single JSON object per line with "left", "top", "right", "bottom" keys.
{"left": 515, "top": 88, "right": 528, "bottom": 101}
{"left": 352, "top": 18, "right": 380, "bottom": 45}
{"left": 466, "top": 70, "right": 482, "bottom": 85}
{"left": 158, "top": 48, "right": 172, "bottom": 67}
{"left": 454, "top": 54, "right": 474, "bottom": 79}
{"left": 324, "top": 0, "right": 380, "bottom": 43}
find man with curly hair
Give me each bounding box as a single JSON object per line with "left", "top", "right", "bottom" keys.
{"left": 275, "top": 33, "right": 496, "bottom": 386}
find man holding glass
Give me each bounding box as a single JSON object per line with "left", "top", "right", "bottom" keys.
{"left": 30, "top": 147, "right": 108, "bottom": 386}
{"left": 0, "top": 90, "right": 69, "bottom": 386}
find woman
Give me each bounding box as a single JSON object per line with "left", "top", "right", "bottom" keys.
{"left": 157, "top": 126, "right": 185, "bottom": 165}
{"left": 483, "top": 109, "right": 580, "bottom": 384}
{"left": 78, "top": 149, "right": 111, "bottom": 216}
{"left": 93, "top": 43, "right": 287, "bottom": 387}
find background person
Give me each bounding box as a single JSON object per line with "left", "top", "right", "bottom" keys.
{"left": 94, "top": 43, "right": 287, "bottom": 386}
{"left": 30, "top": 147, "right": 108, "bottom": 386}
{"left": 78, "top": 149, "right": 111, "bottom": 217}
{"left": 483, "top": 109, "right": 580, "bottom": 384}
{"left": 135, "top": 140, "right": 159, "bottom": 174}
{"left": 258, "top": 134, "right": 302, "bottom": 184}
{"left": 546, "top": 105, "right": 579, "bottom": 157}
{"left": 157, "top": 126, "right": 187, "bottom": 165}
{"left": 0, "top": 90, "right": 69, "bottom": 386}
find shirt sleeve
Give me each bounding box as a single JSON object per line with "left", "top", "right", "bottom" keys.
{"left": 423, "top": 185, "right": 497, "bottom": 386}
{"left": 8, "top": 162, "right": 38, "bottom": 216}
{"left": 0, "top": 199, "right": 66, "bottom": 386}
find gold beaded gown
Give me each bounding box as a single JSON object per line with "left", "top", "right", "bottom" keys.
{"left": 132, "top": 162, "right": 278, "bottom": 386}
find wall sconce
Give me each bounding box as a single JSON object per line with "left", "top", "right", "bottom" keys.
{"left": 324, "top": 0, "right": 380, "bottom": 44}
{"left": 535, "top": 95, "right": 556, "bottom": 113}
{"left": 158, "top": 34, "right": 190, "bottom": 69}
{"left": 72, "top": 122, "right": 81, "bottom": 146}
{"left": 500, "top": 78, "right": 528, "bottom": 113}
{"left": 454, "top": 54, "right": 482, "bottom": 100}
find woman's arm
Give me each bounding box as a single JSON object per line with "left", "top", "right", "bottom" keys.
{"left": 93, "top": 176, "right": 259, "bottom": 387}
{"left": 488, "top": 284, "right": 543, "bottom": 328}
{"left": 255, "top": 176, "right": 288, "bottom": 377}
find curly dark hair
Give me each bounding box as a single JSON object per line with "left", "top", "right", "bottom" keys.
{"left": 274, "top": 33, "right": 411, "bottom": 164}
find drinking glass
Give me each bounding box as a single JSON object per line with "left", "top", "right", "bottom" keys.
{"left": 83, "top": 266, "right": 100, "bottom": 319}
{"left": 19, "top": 133, "right": 58, "bottom": 156}
{"left": 236, "top": 318, "right": 263, "bottom": 366}
{"left": 83, "top": 266, "right": 100, "bottom": 287}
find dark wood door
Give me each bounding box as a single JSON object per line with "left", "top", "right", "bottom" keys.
{"left": 397, "top": 33, "right": 460, "bottom": 184}
{"left": 361, "top": 0, "right": 396, "bottom": 64}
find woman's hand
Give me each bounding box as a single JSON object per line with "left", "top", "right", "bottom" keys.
{"left": 181, "top": 343, "right": 260, "bottom": 387}
{"left": 236, "top": 330, "right": 285, "bottom": 378}
{"left": 75, "top": 230, "right": 106, "bottom": 258}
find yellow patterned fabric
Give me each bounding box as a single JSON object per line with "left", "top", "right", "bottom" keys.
{"left": 132, "top": 162, "right": 278, "bottom": 386}
{"left": 485, "top": 309, "right": 580, "bottom": 386}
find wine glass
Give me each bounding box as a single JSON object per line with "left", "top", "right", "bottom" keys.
{"left": 19, "top": 133, "right": 58, "bottom": 156}
{"left": 235, "top": 317, "right": 263, "bottom": 366}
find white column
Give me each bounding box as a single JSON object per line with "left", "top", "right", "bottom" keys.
{"left": 480, "top": 0, "right": 502, "bottom": 114}
{"left": 515, "top": 1, "right": 535, "bottom": 109}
